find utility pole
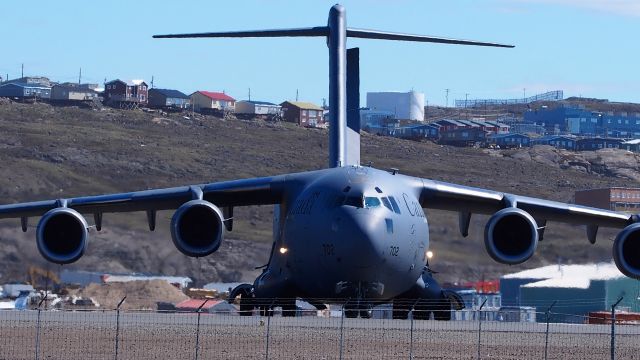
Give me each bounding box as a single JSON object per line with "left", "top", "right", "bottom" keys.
{"left": 78, "top": 67, "right": 82, "bottom": 85}
{"left": 445, "top": 89, "right": 450, "bottom": 107}
{"left": 21, "top": 63, "right": 24, "bottom": 78}
{"left": 523, "top": 88, "right": 526, "bottom": 102}
{"left": 151, "top": 76, "right": 154, "bottom": 89}
{"left": 248, "top": 87, "right": 251, "bottom": 101}
{"left": 296, "top": 89, "right": 299, "bottom": 102}
{"left": 465, "top": 93, "right": 470, "bottom": 119}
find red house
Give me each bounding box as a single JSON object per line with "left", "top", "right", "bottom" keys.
{"left": 104, "top": 79, "right": 148, "bottom": 108}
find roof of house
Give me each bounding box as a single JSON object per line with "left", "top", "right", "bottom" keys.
{"left": 623, "top": 139, "right": 640, "bottom": 145}
{"left": 532, "top": 135, "right": 576, "bottom": 142}
{"left": 491, "top": 133, "right": 529, "bottom": 139}
{"left": 150, "top": 88, "right": 189, "bottom": 99}
{"left": 502, "top": 263, "right": 625, "bottom": 289}
{"left": 238, "top": 100, "right": 279, "bottom": 106}
{"left": 105, "top": 79, "right": 147, "bottom": 87}
{"left": 175, "top": 299, "right": 223, "bottom": 310}
{"left": 52, "top": 84, "right": 96, "bottom": 93}
{"left": 195, "top": 91, "right": 236, "bottom": 101}
{"left": 282, "top": 101, "right": 324, "bottom": 111}
{"left": 0, "top": 82, "right": 50, "bottom": 90}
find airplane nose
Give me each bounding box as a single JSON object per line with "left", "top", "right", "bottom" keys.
{"left": 336, "top": 207, "right": 384, "bottom": 271}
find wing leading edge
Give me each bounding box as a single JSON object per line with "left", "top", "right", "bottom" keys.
{"left": 417, "top": 178, "right": 635, "bottom": 232}
{"left": 0, "top": 176, "right": 284, "bottom": 221}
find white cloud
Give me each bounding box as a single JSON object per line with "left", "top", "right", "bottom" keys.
{"left": 506, "top": 0, "right": 640, "bottom": 17}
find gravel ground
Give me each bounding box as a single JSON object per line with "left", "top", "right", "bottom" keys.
{"left": 1, "top": 310, "right": 639, "bottom": 360}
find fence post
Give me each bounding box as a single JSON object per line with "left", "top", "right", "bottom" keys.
{"left": 194, "top": 298, "right": 210, "bottom": 360}
{"left": 409, "top": 299, "right": 418, "bottom": 360}
{"left": 610, "top": 296, "right": 623, "bottom": 360}
{"left": 339, "top": 302, "right": 345, "bottom": 360}
{"left": 544, "top": 300, "right": 557, "bottom": 360}
{"left": 114, "top": 296, "right": 127, "bottom": 360}
{"left": 34, "top": 294, "right": 47, "bottom": 360}
{"left": 476, "top": 299, "right": 487, "bottom": 360}
{"left": 264, "top": 299, "right": 275, "bottom": 360}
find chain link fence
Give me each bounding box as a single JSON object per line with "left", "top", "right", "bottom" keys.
{"left": 1, "top": 303, "right": 639, "bottom": 360}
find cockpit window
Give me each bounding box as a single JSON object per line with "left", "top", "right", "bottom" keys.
{"left": 364, "top": 197, "right": 381, "bottom": 208}
{"left": 381, "top": 197, "right": 393, "bottom": 212}
{"left": 343, "top": 196, "right": 364, "bottom": 208}
{"left": 388, "top": 196, "right": 402, "bottom": 214}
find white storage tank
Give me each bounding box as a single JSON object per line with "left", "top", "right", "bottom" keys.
{"left": 366, "top": 90, "right": 425, "bottom": 121}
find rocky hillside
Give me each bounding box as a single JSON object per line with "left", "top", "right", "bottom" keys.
{"left": 0, "top": 100, "right": 638, "bottom": 285}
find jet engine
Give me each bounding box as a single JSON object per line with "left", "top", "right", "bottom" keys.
{"left": 484, "top": 208, "right": 538, "bottom": 265}
{"left": 613, "top": 223, "right": 640, "bottom": 280}
{"left": 36, "top": 208, "right": 89, "bottom": 264}
{"left": 170, "top": 200, "right": 224, "bottom": 257}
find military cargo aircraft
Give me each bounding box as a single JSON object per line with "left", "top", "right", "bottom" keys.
{"left": 1, "top": 5, "right": 638, "bottom": 319}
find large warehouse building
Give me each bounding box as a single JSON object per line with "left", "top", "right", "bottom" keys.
{"left": 501, "top": 263, "right": 640, "bottom": 323}
{"left": 366, "top": 91, "right": 424, "bottom": 121}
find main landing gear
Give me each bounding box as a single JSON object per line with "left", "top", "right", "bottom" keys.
{"left": 344, "top": 301, "right": 373, "bottom": 319}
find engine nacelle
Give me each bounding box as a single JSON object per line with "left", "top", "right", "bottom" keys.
{"left": 170, "top": 200, "right": 224, "bottom": 257}
{"left": 36, "top": 208, "right": 89, "bottom": 264}
{"left": 613, "top": 223, "right": 640, "bottom": 280}
{"left": 484, "top": 208, "right": 539, "bottom": 265}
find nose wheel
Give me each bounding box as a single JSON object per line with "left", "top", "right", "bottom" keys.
{"left": 344, "top": 301, "right": 373, "bottom": 318}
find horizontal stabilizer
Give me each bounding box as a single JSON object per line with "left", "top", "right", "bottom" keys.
{"left": 153, "top": 27, "right": 328, "bottom": 39}
{"left": 154, "top": 27, "right": 513, "bottom": 48}
{"left": 346, "top": 28, "right": 514, "bottom": 48}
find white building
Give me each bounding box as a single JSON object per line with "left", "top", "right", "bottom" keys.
{"left": 235, "top": 100, "right": 282, "bottom": 116}
{"left": 366, "top": 91, "right": 425, "bottom": 121}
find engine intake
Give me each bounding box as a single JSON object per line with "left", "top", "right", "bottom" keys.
{"left": 170, "top": 200, "right": 224, "bottom": 257}
{"left": 36, "top": 208, "right": 88, "bottom": 264}
{"left": 484, "top": 208, "right": 538, "bottom": 265}
{"left": 613, "top": 223, "right": 640, "bottom": 280}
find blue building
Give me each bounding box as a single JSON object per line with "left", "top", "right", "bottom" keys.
{"left": 576, "top": 137, "right": 624, "bottom": 151}
{"left": 531, "top": 135, "right": 576, "bottom": 150}
{"left": 489, "top": 133, "right": 530, "bottom": 148}
{"left": 525, "top": 105, "right": 640, "bottom": 137}
{"left": 0, "top": 82, "right": 51, "bottom": 99}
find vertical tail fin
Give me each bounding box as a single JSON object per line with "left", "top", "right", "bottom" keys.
{"left": 345, "top": 47, "right": 360, "bottom": 166}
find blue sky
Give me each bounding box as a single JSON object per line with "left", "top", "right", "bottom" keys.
{"left": 2, "top": 0, "right": 638, "bottom": 106}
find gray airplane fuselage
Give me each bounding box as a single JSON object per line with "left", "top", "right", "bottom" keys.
{"left": 255, "top": 166, "right": 429, "bottom": 300}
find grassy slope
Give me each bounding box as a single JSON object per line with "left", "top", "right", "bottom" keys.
{"left": 0, "top": 101, "right": 636, "bottom": 285}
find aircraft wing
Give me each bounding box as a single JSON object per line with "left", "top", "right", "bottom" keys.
{"left": 0, "top": 176, "right": 283, "bottom": 221}
{"left": 415, "top": 177, "right": 635, "bottom": 233}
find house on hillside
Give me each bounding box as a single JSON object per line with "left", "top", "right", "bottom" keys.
{"left": 489, "top": 133, "right": 530, "bottom": 148}
{"left": 190, "top": 91, "right": 236, "bottom": 113}
{"left": 235, "top": 100, "right": 282, "bottom": 119}
{"left": 104, "top": 79, "right": 148, "bottom": 108}
{"left": 50, "top": 83, "right": 98, "bottom": 102}
{"left": 148, "top": 88, "right": 190, "bottom": 110}
{"left": 621, "top": 139, "right": 640, "bottom": 152}
{"left": 530, "top": 135, "right": 576, "bottom": 151}
{"left": 389, "top": 124, "right": 439, "bottom": 140}
{"left": 280, "top": 101, "right": 325, "bottom": 127}
{"left": 575, "top": 137, "right": 624, "bottom": 151}
{"left": 439, "top": 127, "right": 488, "bottom": 146}
{"left": 0, "top": 82, "right": 51, "bottom": 100}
